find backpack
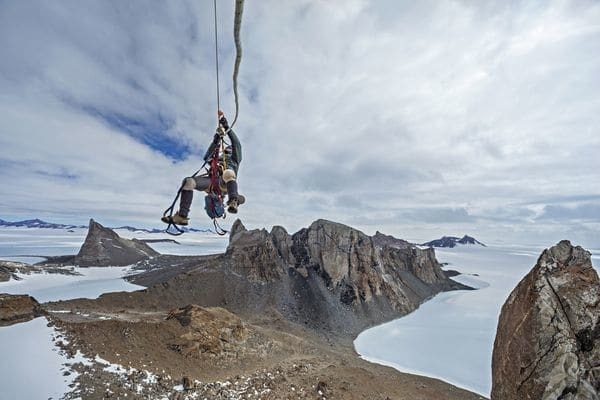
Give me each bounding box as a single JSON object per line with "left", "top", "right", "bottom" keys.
{"left": 204, "top": 193, "right": 225, "bottom": 219}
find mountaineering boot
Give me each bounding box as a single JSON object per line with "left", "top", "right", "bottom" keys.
{"left": 161, "top": 188, "right": 193, "bottom": 224}
{"left": 226, "top": 180, "right": 241, "bottom": 214}
{"left": 227, "top": 198, "right": 238, "bottom": 214}
{"left": 161, "top": 212, "right": 189, "bottom": 226}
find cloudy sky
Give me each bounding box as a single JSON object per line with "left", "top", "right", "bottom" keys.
{"left": 1, "top": 0, "right": 599, "bottom": 246}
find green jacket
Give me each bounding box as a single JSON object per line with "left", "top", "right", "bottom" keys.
{"left": 203, "top": 128, "right": 242, "bottom": 174}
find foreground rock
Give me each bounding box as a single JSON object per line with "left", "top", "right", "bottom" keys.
{"left": 0, "top": 293, "right": 44, "bottom": 326}
{"left": 491, "top": 240, "right": 600, "bottom": 399}
{"left": 166, "top": 304, "right": 248, "bottom": 356}
{"left": 73, "top": 219, "right": 158, "bottom": 266}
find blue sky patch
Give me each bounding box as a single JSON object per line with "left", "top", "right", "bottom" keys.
{"left": 88, "top": 108, "right": 190, "bottom": 161}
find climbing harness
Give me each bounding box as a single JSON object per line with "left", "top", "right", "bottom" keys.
{"left": 162, "top": 134, "right": 228, "bottom": 236}
{"left": 205, "top": 132, "right": 228, "bottom": 235}
{"left": 162, "top": 0, "right": 244, "bottom": 236}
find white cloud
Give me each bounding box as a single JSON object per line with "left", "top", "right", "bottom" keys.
{"left": 0, "top": 0, "right": 599, "bottom": 247}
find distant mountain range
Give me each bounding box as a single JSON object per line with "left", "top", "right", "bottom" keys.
{"left": 422, "top": 235, "right": 486, "bottom": 248}
{"left": 0, "top": 218, "right": 210, "bottom": 233}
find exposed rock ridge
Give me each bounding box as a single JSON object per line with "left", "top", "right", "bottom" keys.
{"left": 491, "top": 240, "right": 600, "bottom": 400}
{"left": 74, "top": 219, "right": 159, "bottom": 267}
{"left": 162, "top": 218, "right": 469, "bottom": 336}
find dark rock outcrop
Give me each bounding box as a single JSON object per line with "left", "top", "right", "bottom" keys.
{"left": 73, "top": 219, "right": 159, "bottom": 266}
{"left": 491, "top": 240, "right": 600, "bottom": 400}
{"left": 128, "top": 219, "right": 468, "bottom": 337}
{"left": 0, "top": 293, "right": 44, "bottom": 326}
{"left": 0, "top": 261, "right": 65, "bottom": 281}
{"left": 422, "top": 235, "right": 486, "bottom": 248}
{"left": 0, "top": 261, "right": 30, "bottom": 282}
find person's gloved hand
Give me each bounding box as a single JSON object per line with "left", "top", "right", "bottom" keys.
{"left": 219, "top": 115, "right": 229, "bottom": 131}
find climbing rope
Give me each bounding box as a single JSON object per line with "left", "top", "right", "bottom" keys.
{"left": 213, "top": 0, "right": 221, "bottom": 113}
{"left": 230, "top": 0, "right": 244, "bottom": 128}
{"left": 213, "top": 0, "right": 243, "bottom": 128}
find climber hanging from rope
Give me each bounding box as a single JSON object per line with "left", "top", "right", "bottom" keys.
{"left": 161, "top": 0, "right": 245, "bottom": 235}
{"left": 161, "top": 111, "right": 244, "bottom": 228}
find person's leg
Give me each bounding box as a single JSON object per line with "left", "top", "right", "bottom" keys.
{"left": 222, "top": 169, "right": 242, "bottom": 213}
{"left": 176, "top": 177, "right": 196, "bottom": 220}
{"left": 178, "top": 176, "right": 211, "bottom": 216}
{"left": 163, "top": 176, "right": 213, "bottom": 225}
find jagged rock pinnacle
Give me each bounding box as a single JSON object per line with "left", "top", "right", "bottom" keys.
{"left": 74, "top": 219, "right": 158, "bottom": 267}
{"left": 491, "top": 240, "right": 600, "bottom": 399}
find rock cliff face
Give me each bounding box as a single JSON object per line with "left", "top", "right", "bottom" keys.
{"left": 74, "top": 219, "right": 158, "bottom": 267}
{"left": 134, "top": 219, "right": 467, "bottom": 337}
{"left": 491, "top": 240, "right": 600, "bottom": 400}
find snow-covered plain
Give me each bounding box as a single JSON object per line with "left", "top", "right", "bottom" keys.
{"left": 355, "top": 243, "right": 600, "bottom": 397}
{"left": 0, "top": 318, "right": 83, "bottom": 400}
{"left": 0, "top": 226, "right": 228, "bottom": 400}
{"left": 0, "top": 225, "right": 229, "bottom": 263}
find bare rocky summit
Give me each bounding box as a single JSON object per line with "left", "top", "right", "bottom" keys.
{"left": 73, "top": 219, "right": 158, "bottom": 266}
{"left": 372, "top": 230, "right": 413, "bottom": 249}
{"left": 491, "top": 240, "right": 600, "bottom": 400}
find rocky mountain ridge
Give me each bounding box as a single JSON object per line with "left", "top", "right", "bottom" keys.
{"left": 422, "top": 234, "right": 486, "bottom": 248}
{"left": 118, "top": 218, "right": 470, "bottom": 337}
{"left": 0, "top": 218, "right": 210, "bottom": 233}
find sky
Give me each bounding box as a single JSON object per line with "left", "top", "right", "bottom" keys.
{"left": 0, "top": 0, "right": 599, "bottom": 247}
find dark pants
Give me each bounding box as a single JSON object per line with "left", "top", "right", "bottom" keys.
{"left": 178, "top": 175, "right": 239, "bottom": 217}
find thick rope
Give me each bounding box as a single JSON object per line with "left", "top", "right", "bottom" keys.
{"left": 213, "top": 0, "right": 221, "bottom": 112}
{"left": 230, "top": 0, "right": 244, "bottom": 128}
